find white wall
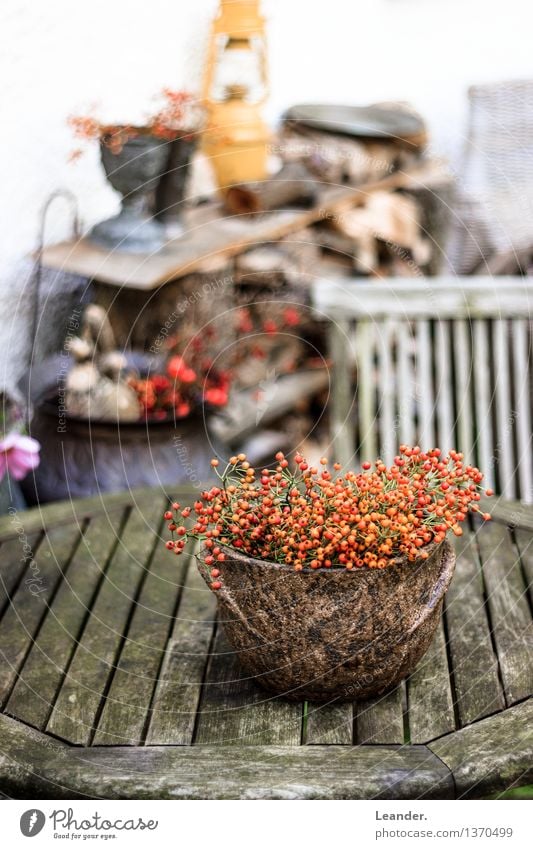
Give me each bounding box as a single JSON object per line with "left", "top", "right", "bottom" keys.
{"left": 1, "top": 0, "right": 532, "bottom": 279}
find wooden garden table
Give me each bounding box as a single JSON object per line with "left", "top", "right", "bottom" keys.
{"left": 0, "top": 485, "right": 531, "bottom": 799}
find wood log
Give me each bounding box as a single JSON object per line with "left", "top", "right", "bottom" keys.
{"left": 93, "top": 255, "right": 235, "bottom": 350}
{"left": 209, "top": 368, "right": 329, "bottom": 443}
{"left": 225, "top": 163, "right": 318, "bottom": 215}
{"left": 279, "top": 125, "right": 403, "bottom": 185}
{"left": 235, "top": 247, "right": 294, "bottom": 287}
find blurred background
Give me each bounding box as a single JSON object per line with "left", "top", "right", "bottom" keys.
{"left": 2, "top": 0, "right": 532, "bottom": 275}
{"left": 1, "top": 0, "right": 532, "bottom": 509}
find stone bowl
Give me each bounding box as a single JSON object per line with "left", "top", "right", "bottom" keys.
{"left": 198, "top": 540, "right": 456, "bottom": 701}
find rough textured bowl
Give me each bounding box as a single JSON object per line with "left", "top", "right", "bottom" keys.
{"left": 198, "top": 540, "right": 456, "bottom": 701}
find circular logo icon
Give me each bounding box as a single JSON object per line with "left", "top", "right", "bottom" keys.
{"left": 20, "top": 810, "right": 46, "bottom": 837}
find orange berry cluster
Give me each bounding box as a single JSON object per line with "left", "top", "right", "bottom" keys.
{"left": 164, "top": 447, "right": 492, "bottom": 589}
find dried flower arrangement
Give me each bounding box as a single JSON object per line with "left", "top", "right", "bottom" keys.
{"left": 129, "top": 303, "right": 305, "bottom": 421}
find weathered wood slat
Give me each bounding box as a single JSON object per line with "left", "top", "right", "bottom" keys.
{"left": 211, "top": 368, "right": 330, "bottom": 445}
{"left": 329, "top": 319, "right": 354, "bottom": 468}
{"left": 453, "top": 319, "right": 474, "bottom": 465}
{"left": 0, "top": 524, "right": 82, "bottom": 709}
{"left": 146, "top": 550, "right": 216, "bottom": 745}
{"left": 407, "top": 619, "right": 456, "bottom": 742}
{"left": 480, "top": 497, "right": 533, "bottom": 532}
{"left": 0, "top": 533, "right": 42, "bottom": 616}
{"left": 0, "top": 485, "right": 204, "bottom": 542}
{"left": 314, "top": 277, "right": 533, "bottom": 320}
{"left": 6, "top": 509, "right": 127, "bottom": 730}
{"left": 476, "top": 521, "right": 533, "bottom": 705}
{"left": 194, "top": 628, "right": 302, "bottom": 745}
{"left": 434, "top": 321, "right": 454, "bottom": 456}
{"left": 493, "top": 320, "right": 515, "bottom": 499}
{"left": 430, "top": 698, "right": 533, "bottom": 799}
{"left": 473, "top": 319, "right": 495, "bottom": 491}
{"left": 0, "top": 713, "right": 454, "bottom": 799}
{"left": 415, "top": 319, "right": 435, "bottom": 449}
{"left": 93, "top": 534, "right": 189, "bottom": 745}
{"left": 376, "top": 319, "right": 395, "bottom": 464}
{"left": 305, "top": 701, "right": 353, "bottom": 744}
{"left": 356, "top": 685, "right": 405, "bottom": 744}
{"left": 355, "top": 321, "right": 376, "bottom": 462}
{"left": 512, "top": 320, "right": 533, "bottom": 502}
{"left": 444, "top": 531, "right": 505, "bottom": 725}
{"left": 396, "top": 322, "right": 415, "bottom": 447}
{"left": 514, "top": 529, "right": 533, "bottom": 610}
{"left": 46, "top": 495, "right": 166, "bottom": 745}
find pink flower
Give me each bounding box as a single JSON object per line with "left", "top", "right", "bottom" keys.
{"left": 0, "top": 433, "right": 40, "bottom": 481}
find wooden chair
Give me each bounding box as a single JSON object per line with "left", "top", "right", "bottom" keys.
{"left": 312, "top": 276, "right": 533, "bottom": 502}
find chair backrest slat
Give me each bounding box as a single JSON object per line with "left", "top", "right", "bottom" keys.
{"left": 376, "top": 320, "right": 396, "bottom": 464}
{"left": 354, "top": 321, "right": 377, "bottom": 462}
{"left": 472, "top": 319, "right": 496, "bottom": 490}
{"left": 512, "top": 319, "right": 533, "bottom": 501}
{"left": 435, "top": 321, "right": 454, "bottom": 456}
{"left": 415, "top": 319, "right": 436, "bottom": 451}
{"left": 396, "top": 321, "right": 416, "bottom": 447}
{"left": 314, "top": 276, "right": 533, "bottom": 501}
{"left": 493, "top": 320, "right": 515, "bottom": 498}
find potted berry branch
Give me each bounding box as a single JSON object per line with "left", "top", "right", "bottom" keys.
{"left": 164, "top": 446, "right": 492, "bottom": 701}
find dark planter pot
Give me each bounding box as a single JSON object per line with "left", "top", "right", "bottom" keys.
{"left": 22, "top": 406, "right": 221, "bottom": 504}
{"left": 198, "top": 540, "right": 456, "bottom": 701}
{"left": 90, "top": 132, "right": 169, "bottom": 253}
{"left": 155, "top": 137, "right": 196, "bottom": 236}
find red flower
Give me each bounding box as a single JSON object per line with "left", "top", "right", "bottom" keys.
{"left": 237, "top": 309, "right": 254, "bottom": 334}
{"left": 167, "top": 356, "right": 197, "bottom": 383}
{"left": 283, "top": 307, "right": 300, "bottom": 327}
{"left": 263, "top": 319, "right": 278, "bottom": 335}
{"left": 175, "top": 402, "right": 191, "bottom": 418}
{"left": 204, "top": 387, "right": 229, "bottom": 406}
{"left": 152, "top": 375, "right": 171, "bottom": 393}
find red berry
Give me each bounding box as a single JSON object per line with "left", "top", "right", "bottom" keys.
{"left": 164, "top": 511, "right": 173, "bottom": 520}
{"left": 211, "top": 581, "right": 222, "bottom": 590}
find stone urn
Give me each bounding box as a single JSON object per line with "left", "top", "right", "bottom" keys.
{"left": 198, "top": 539, "right": 456, "bottom": 701}
{"left": 90, "top": 131, "right": 169, "bottom": 253}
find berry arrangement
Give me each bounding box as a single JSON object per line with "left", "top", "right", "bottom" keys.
{"left": 164, "top": 447, "right": 492, "bottom": 589}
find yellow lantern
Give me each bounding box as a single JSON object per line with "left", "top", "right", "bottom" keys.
{"left": 202, "top": 0, "right": 270, "bottom": 192}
